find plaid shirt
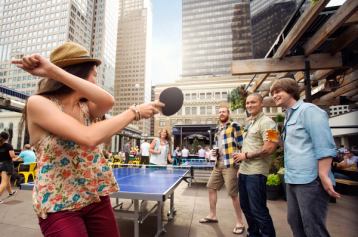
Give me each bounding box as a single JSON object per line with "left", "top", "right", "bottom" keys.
{"left": 214, "top": 121, "right": 243, "bottom": 168}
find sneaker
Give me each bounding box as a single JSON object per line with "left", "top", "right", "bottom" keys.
{"left": 0, "top": 199, "right": 3, "bottom": 204}
{"left": 8, "top": 190, "right": 17, "bottom": 196}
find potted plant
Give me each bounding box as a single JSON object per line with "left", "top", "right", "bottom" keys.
{"left": 266, "top": 174, "right": 282, "bottom": 200}
{"left": 277, "top": 167, "right": 286, "bottom": 200}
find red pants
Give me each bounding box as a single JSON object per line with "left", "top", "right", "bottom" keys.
{"left": 39, "top": 196, "right": 120, "bottom": 237}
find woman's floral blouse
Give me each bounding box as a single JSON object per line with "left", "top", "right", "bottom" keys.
{"left": 32, "top": 100, "right": 118, "bottom": 219}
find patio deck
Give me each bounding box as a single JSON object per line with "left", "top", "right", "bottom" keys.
{"left": 0, "top": 182, "right": 357, "bottom": 237}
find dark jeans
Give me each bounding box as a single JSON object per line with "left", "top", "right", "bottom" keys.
{"left": 140, "top": 156, "right": 149, "bottom": 164}
{"left": 239, "top": 174, "right": 276, "bottom": 237}
{"left": 286, "top": 179, "right": 330, "bottom": 237}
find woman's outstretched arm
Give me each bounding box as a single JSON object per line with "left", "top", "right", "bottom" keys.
{"left": 27, "top": 95, "right": 163, "bottom": 147}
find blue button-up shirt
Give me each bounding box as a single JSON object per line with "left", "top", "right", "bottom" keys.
{"left": 283, "top": 100, "right": 336, "bottom": 184}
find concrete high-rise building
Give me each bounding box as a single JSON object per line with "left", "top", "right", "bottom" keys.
{"left": 114, "top": 0, "right": 152, "bottom": 135}
{"left": 92, "top": 0, "right": 119, "bottom": 94}
{"left": 182, "top": 0, "right": 253, "bottom": 77}
{"left": 0, "top": 0, "right": 117, "bottom": 95}
{"left": 250, "top": 0, "right": 298, "bottom": 58}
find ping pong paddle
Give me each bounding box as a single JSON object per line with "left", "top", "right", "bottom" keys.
{"left": 159, "top": 87, "right": 184, "bottom": 116}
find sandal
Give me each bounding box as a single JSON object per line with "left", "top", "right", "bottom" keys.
{"left": 233, "top": 226, "right": 245, "bottom": 235}
{"left": 9, "top": 190, "right": 17, "bottom": 196}
{"left": 199, "top": 217, "right": 219, "bottom": 223}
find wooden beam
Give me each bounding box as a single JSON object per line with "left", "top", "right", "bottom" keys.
{"left": 344, "top": 11, "right": 358, "bottom": 25}
{"left": 294, "top": 71, "right": 305, "bottom": 82}
{"left": 245, "top": 0, "right": 329, "bottom": 92}
{"left": 232, "top": 53, "right": 342, "bottom": 75}
{"left": 327, "top": 25, "right": 358, "bottom": 54}
{"left": 315, "top": 69, "right": 358, "bottom": 102}
{"left": 317, "top": 80, "right": 358, "bottom": 102}
{"left": 275, "top": 0, "right": 330, "bottom": 58}
{"left": 248, "top": 74, "right": 269, "bottom": 93}
{"left": 304, "top": 0, "right": 358, "bottom": 55}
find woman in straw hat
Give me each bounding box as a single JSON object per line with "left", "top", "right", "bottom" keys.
{"left": 12, "top": 41, "right": 163, "bottom": 237}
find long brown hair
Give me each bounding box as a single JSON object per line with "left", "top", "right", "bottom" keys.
{"left": 21, "top": 62, "right": 97, "bottom": 129}
{"left": 158, "top": 128, "right": 172, "bottom": 151}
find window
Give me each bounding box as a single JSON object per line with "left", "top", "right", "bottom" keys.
{"left": 191, "top": 107, "right": 197, "bottom": 115}
{"left": 200, "top": 106, "right": 205, "bottom": 115}
{"left": 200, "top": 93, "right": 205, "bottom": 99}
{"left": 159, "top": 120, "right": 165, "bottom": 127}
{"left": 185, "top": 93, "right": 190, "bottom": 100}
{"left": 191, "top": 93, "right": 197, "bottom": 100}
{"left": 207, "top": 106, "right": 212, "bottom": 115}
{"left": 215, "top": 92, "right": 220, "bottom": 99}
{"left": 185, "top": 107, "right": 190, "bottom": 115}
{"left": 222, "top": 92, "right": 228, "bottom": 100}
{"left": 206, "top": 92, "right": 212, "bottom": 99}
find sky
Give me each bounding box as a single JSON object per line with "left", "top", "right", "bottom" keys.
{"left": 151, "top": 0, "right": 182, "bottom": 86}
{"left": 149, "top": 0, "right": 345, "bottom": 86}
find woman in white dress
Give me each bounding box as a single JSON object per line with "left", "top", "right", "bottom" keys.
{"left": 149, "top": 129, "right": 172, "bottom": 165}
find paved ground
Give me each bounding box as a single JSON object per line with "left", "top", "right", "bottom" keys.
{"left": 0, "top": 182, "right": 357, "bottom": 237}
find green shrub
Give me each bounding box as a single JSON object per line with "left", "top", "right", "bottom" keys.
{"left": 266, "top": 174, "right": 281, "bottom": 186}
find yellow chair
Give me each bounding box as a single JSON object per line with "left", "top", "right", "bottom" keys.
{"left": 18, "top": 162, "right": 37, "bottom": 183}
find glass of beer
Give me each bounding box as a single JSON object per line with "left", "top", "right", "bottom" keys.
{"left": 211, "top": 145, "right": 219, "bottom": 161}
{"left": 266, "top": 129, "right": 279, "bottom": 143}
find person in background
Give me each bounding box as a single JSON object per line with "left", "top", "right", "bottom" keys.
{"left": 181, "top": 146, "right": 189, "bottom": 160}
{"left": 233, "top": 94, "right": 278, "bottom": 237}
{"left": 123, "top": 141, "right": 131, "bottom": 164}
{"left": 140, "top": 140, "right": 150, "bottom": 165}
{"left": 270, "top": 78, "right": 339, "bottom": 237}
{"left": 204, "top": 146, "right": 211, "bottom": 162}
{"left": 198, "top": 145, "right": 206, "bottom": 159}
{"left": 337, "top": 151, "right": 358, "bottom": 169}
{"left": 18, "top": 144, "right": 36, "bottom": 164}
{"left": 173, "top": 146, "right": 182, "bottom": 165}
{"left": 199, "top": 102, "right": 245, "bottom": 235}
{"left": 149, "top": 129, "right": 173, "bottom": 165}
{"left": 333, "top": 151, "right": 358, "bottom": 180}
{"left": 12, "top": 41, "right": 162, "bottom": 236}
{"left": 0, "top": 131, "right": 18, "bottom": 204}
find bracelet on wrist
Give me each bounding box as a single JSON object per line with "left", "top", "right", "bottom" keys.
{"left": 129, "top": 105, "right": 141, "bottom": 121}
{"left": 244, "top": 152, "right": 248, "bottom": 160}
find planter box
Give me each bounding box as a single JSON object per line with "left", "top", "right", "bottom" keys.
{"left": 266, "top": 185, "right": 282, "bottom": 200}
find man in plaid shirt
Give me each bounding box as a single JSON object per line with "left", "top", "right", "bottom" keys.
{"left": 199, "top": 102, "right": 245, "bottom": 235}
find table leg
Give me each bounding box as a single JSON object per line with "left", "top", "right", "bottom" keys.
{"left": 134, "top": 200, "right": 140, "bottom": 237}
{"left": 168, "top": 193, "right": 176, "bottom": 220}
{"left": 155, "top": 201, "right": 165, "bottom": 237}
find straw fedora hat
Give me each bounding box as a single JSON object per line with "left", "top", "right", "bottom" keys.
{"left": 50, "top": 41, "right": 101, "bottom": 68}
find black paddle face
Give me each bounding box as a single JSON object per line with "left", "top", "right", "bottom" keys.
{"left": 159, "top": 87, "right": 184, "bottom": 116}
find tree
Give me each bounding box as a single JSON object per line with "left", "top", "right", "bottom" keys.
{"left": 227, "top": 85, "right": 248, "bottom": 111}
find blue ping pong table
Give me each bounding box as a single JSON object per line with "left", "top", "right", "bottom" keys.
{"left": 179, "top": 161, "right": 214, "bottom": 186}
{"left": 111, "top": 167, "right": 188, "bottom": 237}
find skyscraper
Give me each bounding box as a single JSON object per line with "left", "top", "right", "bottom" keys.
{"left": 91, "top": 0, "right": 119, "bottom": 94}
{"left": 182, "top": 0, "right": 253, "bottom": 77}
{"left": 0, "top": 0, "right": 117, "bottom": 95}
{"left": 114, "top": 0, "right": 152, "bottom": 135}
{"left": 250, "top": 0, "right": 298, "bottom": 58}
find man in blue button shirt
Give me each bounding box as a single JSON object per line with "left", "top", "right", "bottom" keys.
{"left": 18, "top": 144, "right": 36, "bottom": 164}
{"left": 270, "top": 78, "right": 340, "bottom": 237}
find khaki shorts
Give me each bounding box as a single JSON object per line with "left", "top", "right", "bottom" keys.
{"left": 206, "top": 166, "right": 239, "bottom": 197}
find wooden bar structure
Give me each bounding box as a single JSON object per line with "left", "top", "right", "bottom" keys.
{"left": 231, "top": 0, "right": 358, "bottom": 106}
